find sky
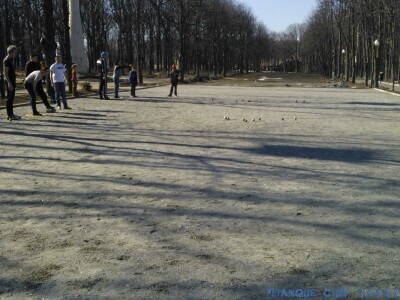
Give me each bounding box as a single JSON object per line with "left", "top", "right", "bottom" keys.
{"left": 243, "top": 0, "right": 317, "bottom": 32}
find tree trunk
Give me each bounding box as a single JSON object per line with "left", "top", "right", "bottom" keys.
{"left": 41, "top": 0, "right": 57, "bottom": 67}
{"left": 135, "top": 0, "right": 143, "bottom": 84}
{"left": 62, "top": 0, "right": 73, "bottom": 93}
{"left": 351, "top": 6, "right": 356, "bottom": 84}
{"left": 149, "top": 22, "right": 155, "bottom": 75}
{"left": 391, "top": 12, "right": 396, "bottom": 92}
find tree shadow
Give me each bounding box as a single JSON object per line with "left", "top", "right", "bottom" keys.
{"left": 344, "top": 101, "right": 400, "bottom": 106}
{"left": 84, "top": 109, "right": 127, "bottom": 113}
{"left": 66, "top": 112, "right": 108, "bottom": 117}
{"left": 245, "top": 144, "right": 376, "bottom": 163}
{"left": 1, "top": 92, "right": 400, "bottom": 298}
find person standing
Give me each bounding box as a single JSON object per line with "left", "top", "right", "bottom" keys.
{"left": 24, "top": 67, "right": 56, "bottom": 115}
{"left": 128, "top": 65, "right": 138, "bottom": 98}
{"left": 50, "top": 55, "right": 71, "bottom": 110}
{"left": 71, "top": 64, "right": 79, "bottom": 97}
{"left": 98, "top": 51, "right": 109, "bottom": 100}
{"left": 113, "top": 62, "right": 122, "bottom": 99}
{"left": 25, "top": 54, "right": 41, "bottom": 76}
{"left": 0, "top": 63, "right": 5, "bottom": 99}
{"left": 168, "top": 64, "right": 179, "bottom": 97}
{"left": 3, "top": 45, "right": 21, "bottom": 121}
{"left": 46, "top": 71, "right": 56, "bottom": 104}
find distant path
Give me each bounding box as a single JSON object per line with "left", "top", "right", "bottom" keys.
{"left": 380, "top": 81, "right": 400, "bottom": 93}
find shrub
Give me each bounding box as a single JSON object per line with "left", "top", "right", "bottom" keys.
{"left": 80, "top": 81, "right": 92, "bottom": 92}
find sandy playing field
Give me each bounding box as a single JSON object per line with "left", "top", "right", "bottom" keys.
{"left": 0, "top": 84, "right": 399, "bottom": 299}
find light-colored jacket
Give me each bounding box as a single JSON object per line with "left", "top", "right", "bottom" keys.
{"left": 113, "top": 67, "right": 122, "bottom": 81}
{"left": 24, "top": 71, "right": 46, "bottom": 95}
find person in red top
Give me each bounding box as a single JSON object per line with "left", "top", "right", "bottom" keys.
{"left": 71, "top": 64, "right": 78, "bottom": 97}
{"left": 168, "top": 64, "right": 179, "bottom": 97}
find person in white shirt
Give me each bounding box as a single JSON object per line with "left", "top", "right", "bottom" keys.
{"left": 24, "top": 66, "right": 56, "bottom": 115}
{"left": 50, "top": 55, "right": 71, "bottom": 110}
{"left": 113, "top": 62, "right": 122, "bottom": 98}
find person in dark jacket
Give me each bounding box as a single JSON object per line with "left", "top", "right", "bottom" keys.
{"left": 25, "top": 54, "right": 41, "bottom": 76}
{"left": 168, "top": 64, "right": 179, "bottom": 97}
{"left": 3, "top": 45, "right": 21, "bottom": 121}
{"left": 128, "top": 65, "right": 138, "bottom": 98}
{"left": 379, "top": 72, "right": 384, "bottom": 86}
{"left": 0, "top": 64, "right": 5, "bottom": 99}
{"left": 98, "top": 51, "right": 109, "bottom": 100}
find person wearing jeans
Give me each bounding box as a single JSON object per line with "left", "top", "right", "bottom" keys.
{"left": 50, "top": 55, "right": 71, "bottom": 110}
{"left": 54, "top": 82, "right": 68, "bottom": 109}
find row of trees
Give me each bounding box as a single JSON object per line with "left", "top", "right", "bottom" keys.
{"left": 274, "top": 0, "right": 400, "bottom": 89}
{"left": 1, "top": 0, "right": 398, "bottom": 89}
{"left": 82, "top": 0, "right": 272, "bottom": 83}
{"left": 0, "top": 0, "right": 73, "bottom": 89}
{"left": 0, "top": 0, "right": 272, "bottom": 84}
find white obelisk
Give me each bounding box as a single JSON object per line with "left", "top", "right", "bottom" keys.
{"left": 69, "top": 0, "right": 89, "bottom": 74}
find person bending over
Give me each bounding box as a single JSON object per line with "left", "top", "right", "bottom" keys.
{"left": 24, "top": 66, "right": 56, "bottom": 115}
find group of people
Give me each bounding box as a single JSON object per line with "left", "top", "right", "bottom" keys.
{"left": 104, "top": 51, "right": 180, "bottom": 100}
{"left": 2, "top": 46, "right": 181, "bottom": 121}
{"left": 99, "top": 51, "right": 139, "bottom": 100}
{"left": 2, "top": 45, "right": 72, "bottom": 120}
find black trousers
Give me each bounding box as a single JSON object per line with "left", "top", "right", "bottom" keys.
{"left": 99, "top": 77, "right": 108, "bottom": 98}
{"left": 25, "top": 82, "right": 52, "bottom": 113}
{"left": 46, "top": 80, "right": 56, "bottom": 103}
{"left": 169, "top": 83, "right": 178, "bottom": 96}
{"left": 72, "top": 80, "right": 78, "bottom": 97}
{"left": 131, "top": 83, "right": 137, "bottom": 96}
{"left": 0, "top": 75, "right": 5, "bottom": 99}
{"left": 37, "top": 83, "right": 51, "bottom": 108}
{"left": 5, "top": 82, "right": 15, "bottom": 117}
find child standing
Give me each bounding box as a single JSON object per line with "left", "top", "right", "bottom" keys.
{"left": 168, "top": 64, "right": 179, "bottom": 97}
{"left": 71, "top": 64, "right": 78, "bottom": 97}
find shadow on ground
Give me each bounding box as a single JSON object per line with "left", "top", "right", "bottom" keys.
{"left": 0, "top": 90, "right": 399, "bottom": 299}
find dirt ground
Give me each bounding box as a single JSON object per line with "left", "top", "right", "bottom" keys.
{"left": 0, "top": 83, "right": 399, "bottom": 299}
{"left": 1, "top": 72, "right": 336, "bottom": 108}
{"left": 0, "top": 76, "right": 171, "bottom": 108}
